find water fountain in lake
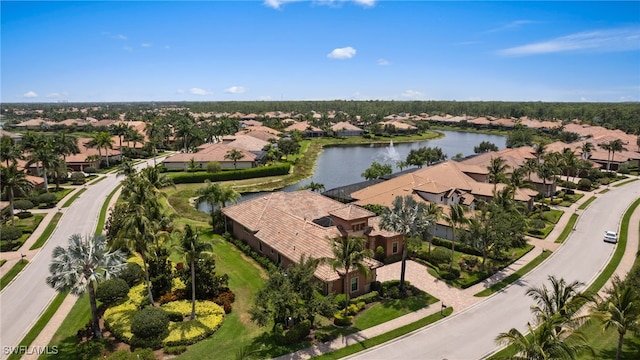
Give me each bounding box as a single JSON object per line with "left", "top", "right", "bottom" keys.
{"left": 381, "top": 140, "right": 401, "bottom": 162}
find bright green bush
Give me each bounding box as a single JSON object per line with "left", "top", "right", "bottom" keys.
{"left": 333, "top": 312, "right": 353, "bottom": 326}
{"left": 118, "top": 262, "right": 145, "bottom": 287}
{"left": 351, "top": 291, "right": 379, "bottom": 304}
{"left": 96, "top": 278, "right": 130, "bottom": 306}
{"left": 0, "top": 225, "right": 22, "bottom": 242}
{"left": 130, "top": 307, "right": 170, "bottom": 349}
{"left": 163, "top": 345, "right": 187, "bottom": 355}
{"left": 13, "top": 199, "right": 34, "bottom": 212}
{"left": 578, "top": 178, "right": 592, "bottom": 191}
{"left": 70, "top": 172, "right": 86, "bottom": 184}
{"left": 37, "top": 193, "right": 57, "bottom": 206}
{"left": 84, "top": 167, "right": 97, "bottom": 174}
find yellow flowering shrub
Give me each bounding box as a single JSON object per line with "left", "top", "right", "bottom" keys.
{"left": 103, "top": 283, "right": 147, "bottom": 342}
{"left": 172, "top": 277, "right": 186, "bottom": 291}
{"left": 161, "top": 300, "right": 225, "bottom": 346}
{"left": 127, "top": 256, "right": 145, "bottom": 268}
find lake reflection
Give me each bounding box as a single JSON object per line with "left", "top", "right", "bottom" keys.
{"left": 198, "top": 130, "right": 506, "bottom": 211}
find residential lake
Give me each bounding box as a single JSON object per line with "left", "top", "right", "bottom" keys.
{"left": 198, "top": 130, "right": 506, "bottom": 212}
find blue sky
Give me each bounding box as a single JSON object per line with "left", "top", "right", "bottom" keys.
{"left": 1, "top": 1, "right": 639, "bottom": 103}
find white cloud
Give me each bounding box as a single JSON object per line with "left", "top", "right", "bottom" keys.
{"left": 225, "top": 86, "right": 246, "bottom": 94}
{"left": 265, "top": 0, "right": 375, "bottom": 9}
{"left": 377, "top": 58, "right": 390, "bottom": 66}
{"left": 498, "top": 27, "right": 640, "bottom": 56}
{"left": 353, "top": 0, "right": 376, "bottom": 7}
{"left": 487, "top": 20, "right": 536, "bottom": 33}
{"left": 141, "top": 43, "right": 151, "bottom": 48}
{"left": 23, "top": 91, "right": 38, "bottom": 98}
{"left": 189, "top": 88, "right": 211, "bottom": 96}
{"left": 401, "top": 90, "right": 423, "bottom": 99}
{"left": 327, "top": 46, "right": 356, "bottom": 59}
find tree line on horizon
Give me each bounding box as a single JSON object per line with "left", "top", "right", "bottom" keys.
{"left": 2, "top": 100, "right": 640, "bottom": 134}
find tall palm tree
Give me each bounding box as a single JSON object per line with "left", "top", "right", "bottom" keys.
{"left": 87, "top": 132, "right": 114, "bottom": 168}
{"left": 608, "top": 139, "right": 626, "bottom": 173}
{"left": 110, "top": 122, "right": 131, "bottom": 152}
{"left": 0, "top": 164, "right": 34, "bottom": 224}
{"left": 560, "top": 148, "right": 578, "bottom": 182}
{"left": 487, "top": 156, "right": 510, "bottom": 190}
{"left": 591, "top": 275, "right": 640, "bottom": 360}
{"left": 179, "top": 225, "right": 212, "bottom": 320}
{"left": 194, "top": 180, "right": 239, "bottom": 230}
{"left": 115, "top": 203, "right": 159, "bottom": 306}
{"left": 424, "top": 202, "right": 443, "bottom": 254}
{"left": 52, "top": 132, "right": 80, "bottom": 162}
{"left": 581, "top": 142, "right": 595, "bottom": 160}
{"left": 46, "top": 233, "right": 126, "bottom": 339}
{"left": 327, "top": 236, "right": 373, "bottom": 313}
{"left": 48, "top": 157, "right": 70, "bottom": 191}
{"left": 224, "top": 149, "right": 245, "bottom": 169}
{"left": 496, "top": 320, "right": 591, "bottom": 360}
{"left": 443, "top": 203, "right": 469, "bottom": 270}
{"left": 534, "top": 142, "right": 547, "bottom": 164}
{"left": 139, "top": 166, "right": 174, "bottom": 191}
{"left": 0, "top": 136, "right": 23, "bottom": 166}
{"left": 526, "top": 275, "right": 588, "bottom": 335}
{"left": 523, "top": 158, "right": 538, "bottom": 181}
{"left": 26, "top": 139, "right": 57, "bottom": 192}
{"left": 380, "top": 195, "right": 432, "bottom": 291}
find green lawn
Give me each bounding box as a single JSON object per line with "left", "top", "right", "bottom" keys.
{"left": 0, "top": 259, "right": 6, "bottom": 267}
{"left": 578, "top": 196, "right": 597, "bottom": 210}
{"left": 51, "top": 187, "right": 74, "bottom": 202}
{"left": 15, "top": 213, "right": 46, "bottom": 233}
{"left": 555, "top": 214, "right": 578, "bottom": 244}
{"left": 30, "top": 212, "right": 63, "bottom": 250}
{"left": 0, "top": 260, "right": 29, "bottom": 290}
{"left": 96, "top": 184, "right": 121, "bottom": 234}
{"left": 40, "top": 294, "right": 91, "bottom": 360}
{"left": 61, "top": 188, "right": 86, "bottom": 208}
{"left": 474, "top": 250, "right": 551, "bottom": 297}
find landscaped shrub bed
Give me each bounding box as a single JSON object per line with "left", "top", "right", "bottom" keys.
{"left": 103, "top": 276, "right": 226, "bottom": 348}
{"left": 161, "top": 300, "right": 225, "bottom": 346}
{"left": 168, "top": 163, "right": 291, "bottom": 184}
{"left": 223, "top": 233, "right": 278, "bottom": 272}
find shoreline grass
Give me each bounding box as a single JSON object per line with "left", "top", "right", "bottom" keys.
{"left": 474, "top": 250, "right": 552, "bottom": 297}
{"left": 578, "top": 196, "right": 596, "bottom": 210}
{"left": 61, "top": 188, "right": 86, "bottom": 208}
{"left": 7, "top": 291, "right": 69, "bottom": 360}
{"left": 0, "top": 260, "right": 29, "bottom": 290}
{"left": 555, "top": 213, "right": 579, "bottom": 244}
{"left": 30, "top": 212, "right": 63, "bottom": 250}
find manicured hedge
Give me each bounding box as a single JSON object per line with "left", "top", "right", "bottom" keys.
{"left": 167, "top": 163, "right": 291, "bottom": 184}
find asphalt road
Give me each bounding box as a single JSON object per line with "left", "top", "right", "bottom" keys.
{"left": 347, "top": 183, "right": 640, "bottom": 360}
{"left": 0, "top": 158, "right": 162, "bottom": 359}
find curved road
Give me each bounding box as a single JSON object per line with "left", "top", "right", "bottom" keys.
{"left": 348, "top": 183, "right": 640, "bottom": 360}
{"left": 0, "top": 158, "right": 162, "bottom": 359}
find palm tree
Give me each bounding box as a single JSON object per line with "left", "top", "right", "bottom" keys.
{"left": 52, "top": 133, "right": 80, "bottom": 162}
{"left": 327, "top": 236, "right": 373, "bottom": 314}
{"left": 139, "top": 166, "right": 174, "bottom": 191}
{"left": 48, "top": 157, "right": 70, "bottom": 191}
{"left": 116, "top": 157, "right": 136, "bottom": 177}
{"left": 534, "top": 142, "right": 547, "bottom": 164}
{"left": 591, "top": 275, "right": 640, "bottom": 360}
{"left": 380, "top": 195, "right": 432, "bottom": 291}
{"left": 179, "top": 225, "right": 212, "bottom": 320}
{"left": 46, "top": 233, "right": 126, "bottom": 339}
{"left": 560, "top": 148, "right": 578, "bottom": 182}
{"left": 115, "top": 203, "right": 159, "bottom": 306}
{"left": 523, "top": 158, "right": 538, "bottom": 181}
{"left": 87, "top": 132, "right": 114, "bottom": 168}
{"left": 487, "top": 156, "right": 510, "bottom": 190}
{"left": 110, "top": 122, "right": 131, "bottom": 152}
{"left": 526, "top": 275, "right": 588, "bottom": 335}
{"left": 581, "top": 142, "right": 595, "bottom": 160}
{"left": 224, "top": 149, "right": 245, "bottom": 169}
{"left": 26, "top": 140, "right": 57, "bottom": 192}
{"left": 300, "top": 181, "right": 325, "bottom": 192}
{"left": 0, "top": 136, "right": 23, "bottom": 166}
{"left": 608, "top": 139, "right": 626, "bottom": 173}
{"left": 0, "top": 164, "right": 34, "bottom": 224}
{"left": 424, "top": 202, "right": 443, "bottom": 254}
{"left": 443, "top": 203, "right": 469, "bottom": 270}
{"left": 496, "top": 320, "right": 591, "bottom": 360}
{"left": 194, "top": 181, "right": 239, "bottom": 230}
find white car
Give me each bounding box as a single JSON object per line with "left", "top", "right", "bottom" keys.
{"left": 603, "top": 231, "right": 618, "bottom": 243}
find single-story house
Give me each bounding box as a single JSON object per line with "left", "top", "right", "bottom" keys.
{"left": 162, "top": 143, "right": 258, "bottom": 170}
{"left": 331, "top": 122, "right": 364, "bottom": 137}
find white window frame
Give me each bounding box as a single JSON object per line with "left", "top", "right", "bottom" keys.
{"left": 350, "top": 277, "right": 359, "bottom": 293}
